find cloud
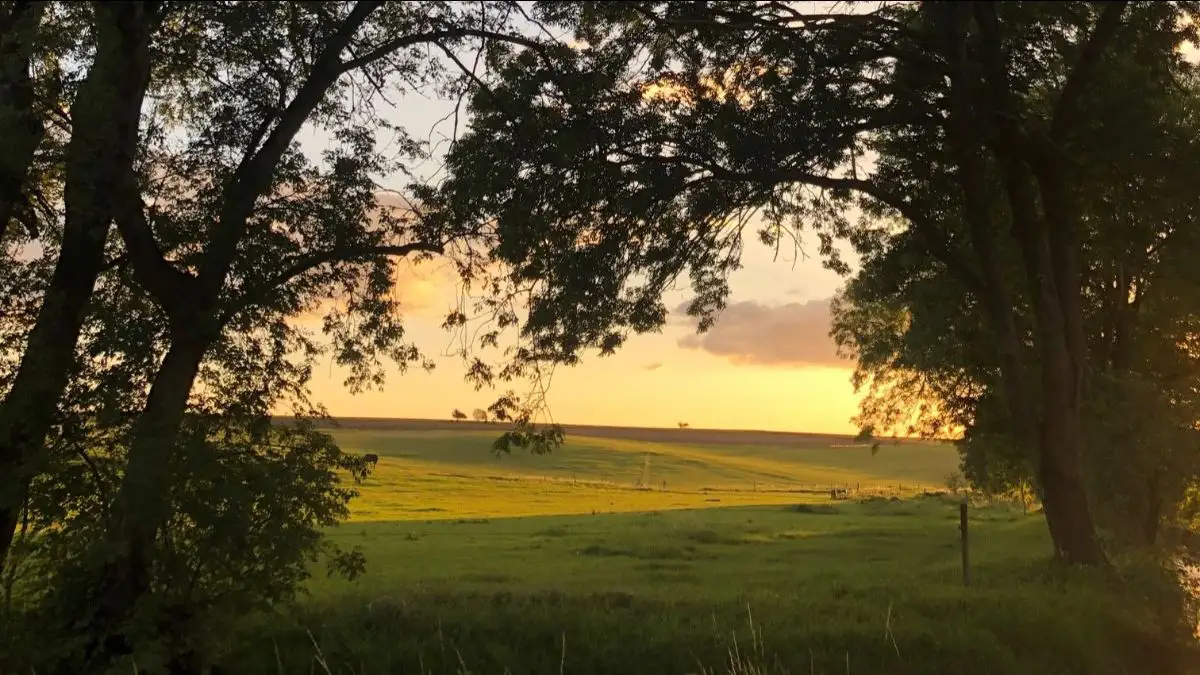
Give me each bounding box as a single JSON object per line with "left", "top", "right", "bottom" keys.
{"left": 644, "top": 362, "right": 664, "bottom": 371}
{"left": 675, "top": 298, "right": 848, "bottom": 368}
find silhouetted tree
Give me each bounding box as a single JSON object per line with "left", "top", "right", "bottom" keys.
{"left": 429, "top": 0, "right": 1200, "bottom": 566}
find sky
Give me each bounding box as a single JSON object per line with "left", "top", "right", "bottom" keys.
{"left": 292, "top": 69, "right": 866, "bottom": 435}
{"left": 289, "top": 22, "right": 1200, "bottom": 436}
{"left": 300, "top": 223, "right": 862, "bottom": 434}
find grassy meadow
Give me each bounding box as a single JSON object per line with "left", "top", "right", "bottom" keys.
{"left": 226, "top": 420, "right": 1197, "bottom": 675}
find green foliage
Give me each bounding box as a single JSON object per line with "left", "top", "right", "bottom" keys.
{"left": 944, "top": 471, "right": 967, "bottom": 495}
{"left": 817, "top": 2, "right": 1200, "bottom": 548}
{"left": 232, "top": 503, "right": 1195, "bottom": 675}
{"left": 2, "top": 418, "right": 372, "bottom": 670}
{"left": 1084, "top": 371, "right": 1200, "bottom": 546}
{"left": 492, "top": 423, "right": 566, "bottom": 457}
{"left": 5, "top": 2, "right": 571, "bottom": 669}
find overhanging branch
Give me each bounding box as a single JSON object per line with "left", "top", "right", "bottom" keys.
{"left": 609, "top": 143, "right": 988, "bottom": 295}
{"left": 111, "top": 169, "right": 197, "bottom": 317}
{"left": 220, "top": 241, "right": 445, "bottom": 323}
{"left": 780, "top": 170, "right": 988, "bottom": 296}
{"left": 196, "top": 0, "right": 382, "bottom": 302}
{"left": 339, "top": 27, "right": 546, "bottom": 73}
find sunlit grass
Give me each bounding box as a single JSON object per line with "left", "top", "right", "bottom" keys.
{"left": 311, "top": 498, "right": 1042, "bottom": 603}
{"left": 218, "top": 428, "right": 1195, "bottom": 674}
{"left": 330, "top": 430, "right": 959, "bottom": 522}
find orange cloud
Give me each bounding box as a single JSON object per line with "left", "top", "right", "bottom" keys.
{"left": 675, "top": 298, "right": 849, "bottom": 368}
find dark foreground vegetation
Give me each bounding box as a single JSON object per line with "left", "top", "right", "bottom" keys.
{"left": 180, "top": 500, "right": 1200, "bottom": 674}
{"left": 2, "top": 1, "right": 1200, "bottom": 673}
{"left": 253, "top": 573, "right": 1190, "bottom": 675}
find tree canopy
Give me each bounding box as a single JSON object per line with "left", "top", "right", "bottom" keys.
{"left": 423, "top": 0, "right": 1200, "bottom": 565}
{"left": 0, "top": 1, "right": 566, "bottom": 670}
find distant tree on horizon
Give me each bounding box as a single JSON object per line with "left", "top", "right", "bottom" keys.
{"left": 473, "top": 408, "right": 489, "bottom": 423}
{"left": 452, "top": 409, "right": 467, "bottom": 422}
{"left": 678, "top": 422, "right": 689, "bottom": 429}
{"left": 854, "top": 426, "right": 875, "bottom": 444}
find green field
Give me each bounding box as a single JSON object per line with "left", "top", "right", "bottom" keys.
{"left": 330, "top": 428, "right": 957, "bottom": 522}
{"left": 226, "top": 423, "right": 1196, "bottom": 675}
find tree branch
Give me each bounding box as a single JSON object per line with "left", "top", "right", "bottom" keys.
{"left": 74, "top": 445, "right": 110, "bottom": 503}
{"left": 220, "top": 241, "right": 444, "bottom": 323}
{"left": 338, "top": 27, "right": 546, "bottom": 74}
{"left": 629, "top": 3, "right": 913, "bottom": 37}
{"left": 609, "top": 141, "right": 988, "bottom": 295}
{"left": 197, "top": 5, "right": 547, "bottom": 314}
{"left": 195, "top": 0, "right": 383, "bottom": 305}
{"left": 1050, "top": 1, "right": 1129, "bottom": 141}
{"left": 111, "top": 168, "right": 197, "bottom": 316}
{"left": 780, "top": 169, "right": 988, "bottom": 295}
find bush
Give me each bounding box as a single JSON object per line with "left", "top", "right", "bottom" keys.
{"left": 944, "top": 471, "right": 967, "bottom": 494}
{"left": 1, "top": 417, "right": 370, "bottom": 673}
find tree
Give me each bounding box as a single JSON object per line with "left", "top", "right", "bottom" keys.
{"left": 473, "top": 408, "right": 489, "bottom": 423}
{"left": 0, "top": 0, "right": 162, "bottom": 570}
{"left": 426, "top": 0, "right": 1199, "bottom": 564}
{"left": 0, "top": 0, "right": 49, "bottom": 247}
{"left": 452, "top": 408, "right": 467, "bottom": 422}
{"left": 69, "top": 2, "right": 554, "bottom": 666}
{"left": 0, "top": 1, "right": 566, "bottom": 669}
{"left": 831, "top": 9, "right": 1200, "bottom": 548}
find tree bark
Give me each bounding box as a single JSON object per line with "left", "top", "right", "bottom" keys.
{"left": 0, "top": 1, "right": 156, "bottom": 568}
{"left": 934, "top": 1, "right": 1107, "bottom": 566}
{"left": 1144, "top": 470, "right": 1163, "bottom": 548}
{"left": 1036, "top": 353, "right": 1106, "bottom": 563}
{"left": 84, "top": 335, "right": 207, "bottom": 668}
{"left": 999, "top": 160, "right": 1105, "bottom": 565}
{"left": 0, "top": 1, "right": 47, "bottom": 246}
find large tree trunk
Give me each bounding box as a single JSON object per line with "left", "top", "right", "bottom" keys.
{"left": 80, "top": 334, "right": 207, "bottom": 670}
{"left": 1017, "top": 202, "right": 1105, "bottom": 566}
{"left": 1037, "top": 360, "right": 1106, "bottom": 564}
{"left": 933, "top": 1, "right": 1108, "bottom": 566}
{"left": 1144, "top": 470, "right": 1163, "bottom": 548}
{"left": 1012, "top": 199, "right": 1106, "bottom": 566}
{"left": 0, "top": 1, "right": 156, "bottom": 568}
{"left": 77, "top": 6, "right": 387, "bottom": 665}
{"left": 110, "top": 336, "right": 206, "bottom": 583}
{"left": 0, "top": 1, "right": 46, "bottom": 246}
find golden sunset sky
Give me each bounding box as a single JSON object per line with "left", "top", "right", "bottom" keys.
{"left": 299, "top": 233, "right": 862, "bottom": 434}
{"left": 294, "top": 79, "right": 864, "bottom": 434}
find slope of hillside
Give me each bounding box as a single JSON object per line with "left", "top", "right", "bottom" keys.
{"left": 329, "top": 428, "right": 960, "bottom": 521}
{"left": 332, "top": 429, "right": 955, "bottom": 488}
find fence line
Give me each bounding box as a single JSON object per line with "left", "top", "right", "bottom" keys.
{"left": 436, "top": 470, "right": 946, "bottom": 499}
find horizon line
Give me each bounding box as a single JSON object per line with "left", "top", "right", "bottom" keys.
{"left": 273, "top": 415, "right": 956, "bottom": 443}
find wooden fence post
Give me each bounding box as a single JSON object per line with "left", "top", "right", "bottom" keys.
{"left": 960, "top": 497, "right": 970, "bottom": 586}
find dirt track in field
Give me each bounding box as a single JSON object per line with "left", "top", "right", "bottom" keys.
{"left": 292, "top": 416, "right": 934, "bottom": 448}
